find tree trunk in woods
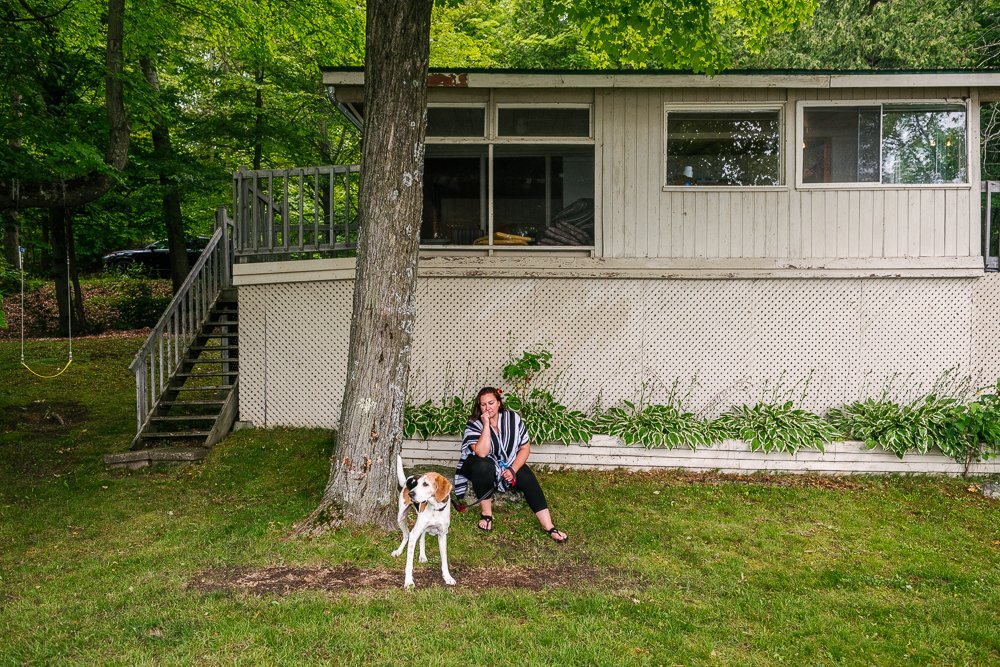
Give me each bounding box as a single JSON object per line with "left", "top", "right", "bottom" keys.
{"left": 293, "top": 0, "right": 433, "bottom": 535}
{"left": 141, "top": 57, "right": 189, "bottom": 293}
{"left": 66, "top": 214, "right": 86, "bottom": 329}
{"left": 2, "top": 211, "right": 18, "bottom": 267}
{"left": 49, "top": 208, "right": 85, "bottom": 336}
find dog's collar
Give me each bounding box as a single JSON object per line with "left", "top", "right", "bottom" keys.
{"left": 427, "top": 496, "right": 448, "bottom": 511}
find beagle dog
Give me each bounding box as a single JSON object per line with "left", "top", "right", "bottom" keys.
{"left": 392, "top": 455, "right": 456, "bottom": 590}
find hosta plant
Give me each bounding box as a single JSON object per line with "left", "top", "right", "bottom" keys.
{"left": 829, "top": 388, "right": 1000, "bottom": 466}
{"left": 403, "top": 396, "right": 472, "bottom": 439}
{"left": 594, "top": 401, "right": 719, "bottom": 449}
{"left": 713, "top": 401, "right": 841, "bottom": 454}
{"left": 504, "top": 388, "right": 595, "bottom": 446}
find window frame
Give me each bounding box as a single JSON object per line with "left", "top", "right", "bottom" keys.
{"left": 425, "top": 103, "right": 488, "bottom": 142}
{"left": 494, "top": 103, "right": 594, "bottom": 142}
{"left": 795, "top": 99, "right": 972, "bottom": 190}
{"left": 662, "top": 103, "right": 787, "bottom": 192}
{"left": 423, "top": 102, "right": 596, "bottom": 252}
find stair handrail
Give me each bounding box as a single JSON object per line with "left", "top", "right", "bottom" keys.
{"left": 129, "top": 207, "right": 234, "bottom": 438}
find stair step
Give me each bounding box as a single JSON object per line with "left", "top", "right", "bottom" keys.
{"left": 152, "top": 415, "right": 219, "bottom": 422}
{"left": 175, "top": 371, "right": 237, "bottom": 378}
{"left": 142, "top": 431, "right": 213, "bottom": 438}
{"left": 184, "top": 357, "right": 240, "bottom": 372}
{"left": 161, "top": 399, "right": 227, "bottom": 406}
{"left": 171, "top": 385, "right": 233, "bottom": 391}
{"left": 189, "top": 345, "right": 239, "bottom": 351}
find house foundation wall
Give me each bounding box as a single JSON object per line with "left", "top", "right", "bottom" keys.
{"left": 237, "top": 274, "right": 1000, "bottom": 427}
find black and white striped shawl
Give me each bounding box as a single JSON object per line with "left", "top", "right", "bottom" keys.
{"left": 454, "top": 408, "right": 529, "bottom": 498}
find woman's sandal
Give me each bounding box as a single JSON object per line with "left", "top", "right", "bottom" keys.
{"left": 545, "top": 526, "right": 568, "bottom": 543}
{"left": 478, "top": 514, "right": 493, "bottom": 532}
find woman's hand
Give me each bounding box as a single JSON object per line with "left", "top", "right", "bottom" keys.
{"left": 501, "top": 467, "right": 515, "bottom": 484}
{"left": 480, "top": 409, "right": 491, "bottom": 428}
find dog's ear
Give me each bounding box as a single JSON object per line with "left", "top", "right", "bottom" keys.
{"left": 432, "top": 473, "right": 453, "bottom": 505}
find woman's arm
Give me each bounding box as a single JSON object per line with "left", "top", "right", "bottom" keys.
{"left": 471, "top": 413, "right": 492, "bottom": 457}
{"left": 503, "top": 442, "right": 531, "bottom": 483}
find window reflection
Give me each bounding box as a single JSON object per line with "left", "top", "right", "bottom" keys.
{"left": 666, "top": 110, "right": 781, "bottom": 186}
{"left": 802, "top": 105, "right": 967, "bottom": 185}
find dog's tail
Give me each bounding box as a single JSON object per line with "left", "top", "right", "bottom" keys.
{"left": 396, "top": 454, "right": 407, "bottom": 488}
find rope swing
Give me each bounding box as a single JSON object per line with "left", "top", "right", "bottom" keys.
{"left": 19, "top": 246, "right": 73, "bottom": 379}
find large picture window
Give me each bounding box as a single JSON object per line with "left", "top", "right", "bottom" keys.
{"left": 422, "top": 105, "right": 595, "bottom": 249}
{"left": 665, "top": 108, "right": 782, "bottom": 187}
{"left": 801, "top": 103, "right": 967, "bottom": 185}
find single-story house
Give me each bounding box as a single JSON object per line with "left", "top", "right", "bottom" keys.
{"left": 230, "top": 68, "right": 1000, "bottom": 432}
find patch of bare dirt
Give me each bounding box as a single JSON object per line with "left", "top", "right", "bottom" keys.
{"left": 1, "top": 399, "right": 88, "bottom": 435}
{"left": 189, "top": 563, "right": 608, "bottom": 596}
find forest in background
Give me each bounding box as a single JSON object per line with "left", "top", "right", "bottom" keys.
{"left": 1, "top": 0, "right": 999, "bottom": 327}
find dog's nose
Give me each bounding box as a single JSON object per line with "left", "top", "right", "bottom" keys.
{"left": 408, "top": 490, "right": 417, "bottom": 501}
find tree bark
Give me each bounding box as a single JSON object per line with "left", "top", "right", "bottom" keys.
{"left": 141, "top": 57, "right": 189, "bottom": 293}
{"left": 2, "top": 211, "right": 18, "bottom": 267}
{"left": 65, "top": 213, "right": 87, "bottom": 331}
{"left": 295, "top": 0, "right": 433, "bottom": 535}
{"left": 0, "top": 0, "right": 128, "bottom": 211}
{"left": 49, "top": 208, "right": 72, "bottom": 336}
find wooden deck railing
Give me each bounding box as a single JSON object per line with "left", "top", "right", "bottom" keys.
{"left": 984, "top": 181, "right": 1000, "bottom": 271}
{"left": 129, "top": 207, "right": 233, "bottom": 440}
{"left": 232, "top": 165, "right": 361, "bottom": 258}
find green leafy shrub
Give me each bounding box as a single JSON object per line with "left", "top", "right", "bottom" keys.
{"left": 594, "top": 401, "right": 719, "bottom": 449}
{"left": 106, "top": 267, "right": 171, "bottom": 329}
{"left": 498, "top": 348, "right": 594, "bottom": 444}
{"left": 949, "top": 385, "right": 1000, "bottom": 466}
{"left": 501, "top": 348, "right": 552, "bottom": 397}
{"left": 714, "top": 401, "right": 841, "bottom": 454}
{"left": 403, "top": 396, "right": 471, "bottom": 439}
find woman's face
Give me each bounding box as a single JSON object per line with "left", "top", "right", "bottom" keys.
{"left": 479, "top": 392, "right": 500, "bottom": 420}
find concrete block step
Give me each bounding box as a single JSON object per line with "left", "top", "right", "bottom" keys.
{"left": 104, "top": 446, "right": 208, "bottom": 469}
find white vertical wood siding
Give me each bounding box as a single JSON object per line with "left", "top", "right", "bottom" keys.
{"left": 598, "top": 87, "right": 978, "bottom": 260}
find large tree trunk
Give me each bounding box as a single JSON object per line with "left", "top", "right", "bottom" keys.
{"left": 141, "top": 57, "right": 189, "bottom": 293}
{"left": 295, "top": 0, "right": 433, "bottom": 535}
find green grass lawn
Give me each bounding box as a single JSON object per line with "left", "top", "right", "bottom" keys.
{"left": 2, "top": 337, "right": 999, "bottom": 666}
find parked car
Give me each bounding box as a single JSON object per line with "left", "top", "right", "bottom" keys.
{"left": 103, "top": 237, "right": 210, "bottom": 277}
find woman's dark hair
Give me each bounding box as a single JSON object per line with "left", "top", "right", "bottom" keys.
{"left": 470, "top": 387, "right": 504, "bottom": 420}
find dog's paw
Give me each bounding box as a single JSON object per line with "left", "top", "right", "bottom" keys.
{"left": 391, "top": 547, "right": 403, "bottom": 558}
{"left": 404, "top": 579, "right": 415, "bottom": 590}
{"left": 419, "top": 554, "right": 428, "bottom": 563}
{"left": 443, "top": 575, "right": 456, "bottom": 586}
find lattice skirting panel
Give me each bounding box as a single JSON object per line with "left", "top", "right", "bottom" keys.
{"left": 402, "top": 436, "right": 1000, "bottom": 476}
{"left": 239, "top": 274, "right": 1000, "bottom": 427}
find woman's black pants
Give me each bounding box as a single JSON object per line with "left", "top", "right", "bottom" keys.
{"left": 459, "top": 455, "right": 548, "bottom": 513}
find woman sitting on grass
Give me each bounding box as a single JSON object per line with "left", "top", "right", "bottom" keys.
{"left": 454, "top": 386, "right": 568, "bottom": 543}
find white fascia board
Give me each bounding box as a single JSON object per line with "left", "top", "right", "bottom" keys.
{"left": 830, "top": 73, "right": 1000, "bottom": 88}
{"left": 323, "top": 70, "right": 1000, "bottom": 90}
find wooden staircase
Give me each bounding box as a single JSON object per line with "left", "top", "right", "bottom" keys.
{"left": 105, "top": 213, "right": 240, "bottom": 470}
